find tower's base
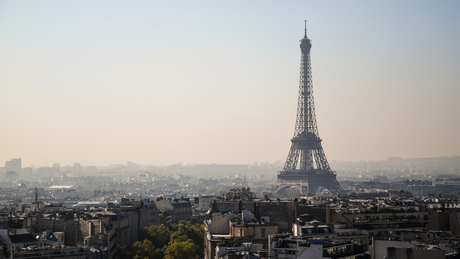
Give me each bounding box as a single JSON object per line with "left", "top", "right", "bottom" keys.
{"left": 274, "top": 170, "right": 342, "bottom": 196}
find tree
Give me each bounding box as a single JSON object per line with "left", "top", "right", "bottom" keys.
{"left": 143, "top": 224, "right": 171, "bottom": 249}
{"left": 205, "top": 189, "right": 218, "bottom": 195}
{"left": 164, "top": 240, "right": 199, "bottom": 259}
{"left": 217, "top": 189, "right": 228, "bottom": 195}
{"left": 114, "top": 245, "right": 133, "bottom": 259}
{"left": 169, "top": 219, "right": 204, "bottom": 253}
{"left": 262, "top": 192, "right": 274, "bottom": 198}
{"left": 120, "top": 219, "right": 205, "bottom": 259}
{"left": 131, "top": 239, "right": 162, "bottom": 259}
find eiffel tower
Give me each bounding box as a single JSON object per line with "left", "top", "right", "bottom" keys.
{"left": 274, "top": 23, "right": 343, "bottom": 196}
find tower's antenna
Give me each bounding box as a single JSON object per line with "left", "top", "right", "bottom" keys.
{"left": 304, "top": 20, "right": 307, "bottom": 37}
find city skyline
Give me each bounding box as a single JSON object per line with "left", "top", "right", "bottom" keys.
{"left": 1, "top": 1, "right": 459, "bottom": 167}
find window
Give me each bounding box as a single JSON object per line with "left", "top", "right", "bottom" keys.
{"left": 261, "top": 228, "right": 265, "bottom": 237}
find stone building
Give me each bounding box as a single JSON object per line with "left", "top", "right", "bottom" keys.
{"left": 330, "top": 209, "right": 429, "bottom": 246}
{"left": 19, "top": 199, "right": 159, "bottom": 259}
{"left": 155, "top": 198, "right": 192, "bottom": 224}
{"left": 427, "top": 211, "right": 460, "bottom": 236}
{"left": 210, "top": 200, "right": 296, "bottom": 233}
{"left": 268, "top": 235, "right": 366, "bottom": 259}
{"left": 205, "top": 210, "right": 279, "bottom": 259}
{"left": 371, "top": 240, "right": 459, "bottom": 259}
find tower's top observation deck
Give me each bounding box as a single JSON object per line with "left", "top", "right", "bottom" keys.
{"left": 300, "top": 21, "right": 311, "bottom": 51}
{"left": 300, "top": 37, "right": 311, "bottom": 51}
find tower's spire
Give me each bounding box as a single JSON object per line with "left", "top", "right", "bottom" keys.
{"left": 304, "top": 20, "right": 307, "bottom": 37}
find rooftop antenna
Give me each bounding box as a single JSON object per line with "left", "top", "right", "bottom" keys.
{"left": 304, "top": 20, "right": 307, "bottom": 37}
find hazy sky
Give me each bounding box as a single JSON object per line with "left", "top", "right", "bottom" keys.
{"left": 1, "top": 1, "right": 459, "bottom": 167}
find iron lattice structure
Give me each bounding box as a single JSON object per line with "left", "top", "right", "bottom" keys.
{"left": 275, "top": 28, "right": 343, "bottom": 195}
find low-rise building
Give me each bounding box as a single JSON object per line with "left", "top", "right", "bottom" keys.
{"left": 205, "top": 210, "right": 278, "bottom": 259}
{"left": 269, "top": 235, "right": 367, "bottom": 259}
{"left": 371, "top": 239, "right": 459, "bottom": 259}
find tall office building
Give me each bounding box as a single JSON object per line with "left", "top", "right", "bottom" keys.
{"left": 5, "top": 158, "right": 22, "bottom": 174}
